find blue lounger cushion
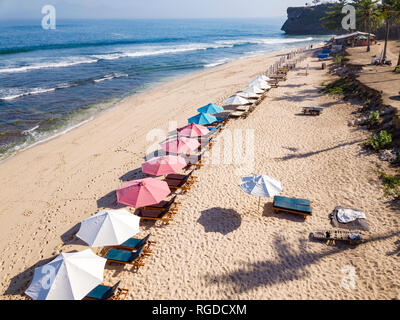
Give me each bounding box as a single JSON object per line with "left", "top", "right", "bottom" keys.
{"left": 119, "top": 234, "right": 150, "bottom": 250}
{"left": 86, "top": 281, "right": 121, "bottom": 300}
{"left": 273, "top": 196, "right": 312, "bottom": 215}
{"left": 105, "top": 247, "right": 144, "bottom": 262}
{"left": 86, "top": 285, "right": 114, "bottom": 300}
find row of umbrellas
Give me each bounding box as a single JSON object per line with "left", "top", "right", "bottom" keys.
{"left": 24, "top": 71, "right": 283, "bottom": 300}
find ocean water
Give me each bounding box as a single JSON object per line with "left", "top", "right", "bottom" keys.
{"left": 0, "top": 18, "right": 327, "bottom": 160}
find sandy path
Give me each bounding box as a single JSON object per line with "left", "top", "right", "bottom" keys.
{"left": 1, "top": 48, "right": 399, "bottom": 300}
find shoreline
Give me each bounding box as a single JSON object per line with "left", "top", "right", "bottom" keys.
{"left": 0, "top": 45, "right": 314, "bottom": 165}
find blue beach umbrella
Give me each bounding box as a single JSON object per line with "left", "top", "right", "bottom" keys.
{"left": 197, "top": 103, "right": 224, "bottom": 114}
{"left": 188, "top": 112, "right": 218, "bottom": 125}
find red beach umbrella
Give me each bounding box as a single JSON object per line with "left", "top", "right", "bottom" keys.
{"left": 116, "top": 178, "right": 171, "bottom": 208}
{"left": 160, "top": 137, "right": 200, "bottom": 154}
{"left": 177, "top": 123, "right": 210, "bottom": 138}
{"left": 141, "top": 155, "right": 187, "bottom": 176}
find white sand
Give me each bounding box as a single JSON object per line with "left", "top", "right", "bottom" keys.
{"left": 1, "top": 48, "right": 399, "bottom": 300}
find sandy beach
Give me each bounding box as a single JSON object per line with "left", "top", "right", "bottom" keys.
{"left": 1, "top": 46, "right": 399, "bottom": 300}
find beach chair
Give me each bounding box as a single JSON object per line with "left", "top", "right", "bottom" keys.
{"left": 302, "top": 106, "right": 323, "bottom": 116}
{"left": 272, "top": 195, "right": 312, "bottom": 219}
{"left": 114, "top": 233, "right": 156, "bottom": 254}
{"left": 310, "top": 230, "right": 364, "bottom": 245}
{"left": 83, "top": 281, "right": 129, "bottom": 300}
{"left": 270, "top": 74, "right": 286, "bottom": 81}
{"left": 164, "top": 174, "right": 194, "bottom": 193}
{"left": 236, "top": 105, "right": 250, "bottom": 112}
{"left": 103, "top": 246, "right": 147, "bottom": 269}
{"left": 143, "top": 195, "right": 180, "bottom": 211}
{"left": 135, "top": 206, "right": 176, "bottom": 224}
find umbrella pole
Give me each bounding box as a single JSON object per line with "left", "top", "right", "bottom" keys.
{"left": 258, "top": 197, "right": 261, "bottom": 212}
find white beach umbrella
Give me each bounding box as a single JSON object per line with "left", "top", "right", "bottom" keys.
{"left": 224, "top": 95, "right": 251, "bottom": 106}
{"left": 237, "top": 91, "right": 259, "bottom": 99}
{"left": 239, "top": 174, "right": 283, "bottom": 210}
{"left": 250, "top": 78, "right": 271, "bottom": 90}
{"left": 243, "top": 86, "right": 264, "bottom": 94}
{"left": 25, "top": 249, "right": 106, "bottom": 300}
{"left": 253, "top": 74, "right": 271, "bottom": 82}
{"left": 76, "top": 209, "right": 140, "bottom": 247}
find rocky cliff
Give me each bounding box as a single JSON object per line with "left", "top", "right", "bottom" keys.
{"left": 281, "top": 4, "right": 400, "bottom": 40}
{"left": 281, "top": 4, "right": 334, "bottom": 35}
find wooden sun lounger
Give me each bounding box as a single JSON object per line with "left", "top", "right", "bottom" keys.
{"left": 273, "top": 195, "right": 313, "bottom": 219}
{"left": 103, "top": 246, "right": 148, "bottom": 269}
{"left": 310, "top": 230, "right": 364, "bottom": 245}
{"left": 143, "top": 195, "right": 180, "bottom": 211}
{"left": 270, "top": 74, "right": 287, "bottom": 81}
{"left": 302, "top": 106, "right": 323, "bottom": 116}
{"left": 83, "top": 281, "right": 129, "bottom": 300}
{"left": 135, "top": 206, "right": 176, "bottom": 224}
{"left": 114, "top": 233, "right": 156, "bottom": 254}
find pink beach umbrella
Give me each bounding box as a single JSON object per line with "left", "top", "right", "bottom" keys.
{"left": 116, "top": 178, "right": 171, "bottom": 208}
{"left": 160, "top": 137, "right": 200, "bottom": 154}
{"left": 141, "top": 155, "right": 187, "bottom": 176}
{"left": 177, "top": 123, "right": 210, "bottom": 138}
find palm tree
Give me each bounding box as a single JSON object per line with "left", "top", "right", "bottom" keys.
{"left": 320, "top": 0, "right": 350, "bottom": 33}
{"left": 380, "top": 0, "right": 400, "bottom": 63}
{"left": 354, "top": 0, "right": 381, "bottom": 52}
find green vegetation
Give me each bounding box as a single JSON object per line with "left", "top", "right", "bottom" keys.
{"left": 333, "top": 55, "right": 343, "bottom": 65}
{"left": 320, "top": 78, "right": 353, "bottom": 95}
{"left": 354, "top": 0, "right": 382, "bottom": 52}
{"left": 368, "top": 110, "right": 380, "bottom": 127}
{"left": 379, "top": 171, "right": 400, "bottom": 198}
{"left": 395, "top": 65, "right": 400, "bottom": 73}
{"left": 364, "top": 130, "right": 392, "bottom": 150}
{"left": 320, "top": 0, "right": 349, "bottom": 32}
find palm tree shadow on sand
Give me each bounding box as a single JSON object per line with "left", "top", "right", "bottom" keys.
{"left": 197, "top": 208, "right": 242, "bottom": 235}
{"left": 202, "top": 231, "right": 400, "bottom": 296}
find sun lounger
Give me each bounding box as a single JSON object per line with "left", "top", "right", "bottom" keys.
{"left": 165, "top": 178, "right": 193, "bottom": 192}
{"left": 310, "top": 230, "right": 364, "bottom": 245}
{"left": 302, "top": 106, "right": 323, "bottom": 115}
{"left": 83, "top": 281, "right": 129, "bottom": 300}
{"left": 273, "top": 195, "right": 312, "bottom": 218}
{"left": 135, "top": 205, "right": 176, "bottom": 224}
{"left": 317, "top": 53, "right": 329, "bottom": 60}
{"left": 236, "top": 106, "right": 250, "bottom": 112}
{"left": 143, "top": 195, "right": 180, "bottom": 211}
{"left": 115, "top": 233, "right": 156, "bottom": 253}
{"left": 103, "top": 246, "right": 147, "bottom": 269}
{"left": 165, "top": 170, "right": 197, "bottom": 182}
{"left": 270, "top": 74, "right": 286, "bottom": 81}
{"left": 229, "top": 111, "right": 246, "bottom": 118}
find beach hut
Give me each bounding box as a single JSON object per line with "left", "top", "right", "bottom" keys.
{"left": 25, "top": 249, "right": 106, "bottom": 300}
{"left": 76, "top": 209, "right": 140, "bottom": 247}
